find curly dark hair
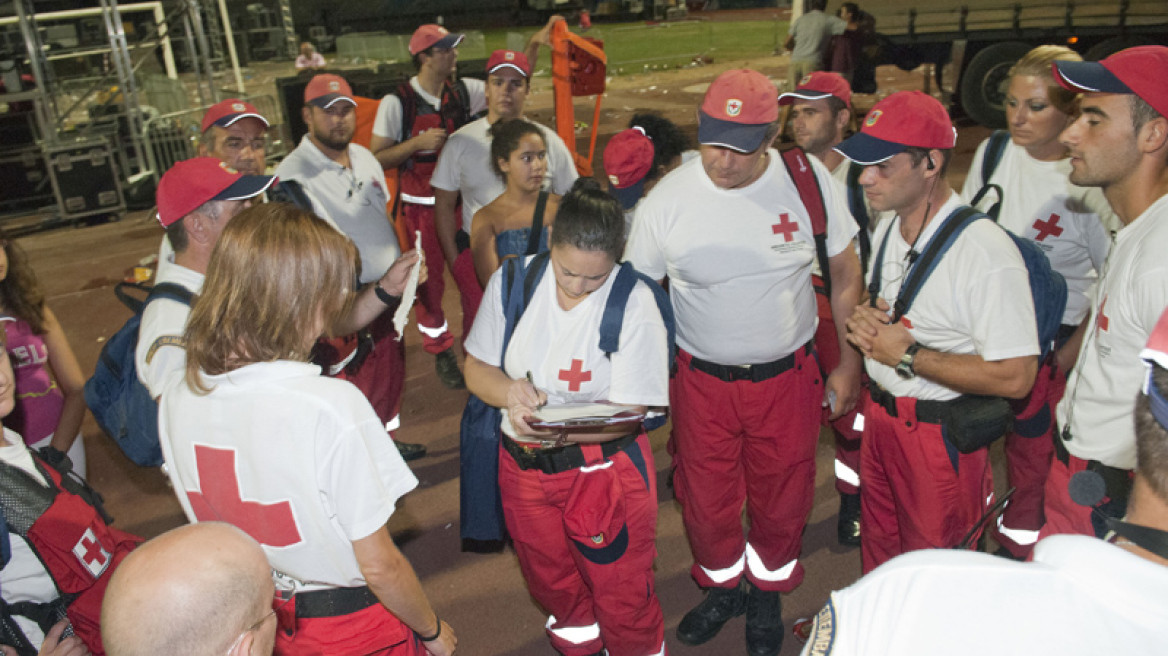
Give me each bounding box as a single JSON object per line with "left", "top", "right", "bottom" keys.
{"left": 488, "top": 118, "right": 545, "bottom": 180}
{"left": 0, "top": 232, "right": 46, "bottom": 334}
{"left": 628, "top": 113, "right": 691, "bottom": 183}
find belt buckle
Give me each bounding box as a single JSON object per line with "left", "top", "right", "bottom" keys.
{"left": 729, "top": 364, "right": 752, "bottom": 382}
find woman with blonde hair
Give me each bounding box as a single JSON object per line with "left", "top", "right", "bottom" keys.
{"left": 158, "top": 203, "right": 457, "bottom": 656}
{"left": 0, "top": 231, "right": 88, "bottom": 476}
{"left": 961, "top": 44, "right": 1117, "bottom": 561}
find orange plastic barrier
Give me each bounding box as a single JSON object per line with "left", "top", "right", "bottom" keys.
{"left": 550, "top": 20, "right": 607, "bottom": 177}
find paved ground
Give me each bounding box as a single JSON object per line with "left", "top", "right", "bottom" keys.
{"left": 22, "top": 18, "right": 1000, "bottom": 654}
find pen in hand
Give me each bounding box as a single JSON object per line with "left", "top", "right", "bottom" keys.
{"left": 526, "top": 371, "right": 546, "bottom": 409}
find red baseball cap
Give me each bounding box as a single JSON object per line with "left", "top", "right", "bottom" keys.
{"left": 834, "top": 91, "right": 956, "bottom": 165}
{"left": 487, "top": 50, "right": 531, "bottom": 78}
{"left": 409, "top": 24, "right": 464, "bottom": 56}
{"left": 1053, "top": 45, "right": 1168, "bottom": 119}
{"left": 200, "top": 99, "right": 269, "bottom": 133}
{"left": 698, "top": 69, "right": 780, "bottom": 153}
{"left": 604, "top": 127, "right": 655, "bottom": 210}
{"left": 779, "top": 71, "right": 852, "bottom": 107}
{"left": 155, "top": 157, "right": 275, "bottom": 227}
{"left": 304, "top": 74, "right": 356, "bottom": 109}
{"left": 1141, "top": 306, "right": 1168, "bottom": 429}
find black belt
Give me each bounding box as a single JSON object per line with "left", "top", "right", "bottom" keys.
{"left": 502, "top": 432, "right": 639, "bottom": 475}
{"left": 294, "top": 585, "right": 379, "bottom": 619}
{"left": 1053, "top": 430, "right": 1133, "bottom": 507}
{"left": 867, "top": 382, "right": 948, "bottom": 425}
{"left": 688, "top": 340, "right": 813, "bottom": 384}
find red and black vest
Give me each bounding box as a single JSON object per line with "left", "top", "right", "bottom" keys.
{"left": 0, "top": 451, "right": 140, "bottom": 655}
{"left": 394, "top": 78, "right": 473, "bottom": 202}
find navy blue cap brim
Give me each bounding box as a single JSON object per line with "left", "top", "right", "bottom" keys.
{"left": 1053, "top": 59, "right": 1133, "bottom": 94}
{"left": 432, "top": 33, "right": 464, "bottom": 50}
{"left": 307, "top": 94, "right": 357, "bottom": 109}
{"left": 611, "top": 179, "right": 646, "bottom": 210}
{"left": 215, "top": 112, "right": 270, "bottom": 129}
{"left": 698, "top": 112, "right": 770, "bottom": 153}
{"left": 834, "top": 132, "right": 908, "bottom": 165}
{"left": 214, "top": 174, "right": 276, "bottom": 201}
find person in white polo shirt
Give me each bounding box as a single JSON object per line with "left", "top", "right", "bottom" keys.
{"left": 431, "top": 50, "right": 577, "bottom": 335}
{"left": 624, "top": 68, "right": 862, "bottom": 656}
{"left": 800, "top": 306, "right": 1168, "bottom": 656}
{"left": 840, "top": 91, "right": 1039, "bottom": 573}
{"left": 1040, "top": 46, "right": 1168, "bottom": 542}
{"left": 158, "top": 205, "right": 455, "bottom": 656}
{"left": 276, "top": 73, "right": 428, "bottom": 462}
{"left": 959, "top": 45, "right": 1117, "bottom": 560}
{"left": 136, "top": 157, "right": 274, "bottom": 399}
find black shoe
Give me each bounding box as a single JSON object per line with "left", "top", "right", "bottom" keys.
{"left": 837, "top": 492, "right": 861, "bottom": 547}
{"left": 745, "top": 585, "right": 783, "bottom": 656}
{"left": 395, "top": 441, "right": 427, "bottom": 461}
{"left": 676, "top": 581, "right": 747, "bottom": 646}
{"left": 435, "top": 348, "right": 466, "bottom": 389}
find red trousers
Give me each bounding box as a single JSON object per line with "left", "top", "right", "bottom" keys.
{"left": 813, "top": 285, "right": 864, "bottom": 496}
{"left": 993, "top": 360, "right": 1064, "bottom": 558}
{"left": 671, "top": 346, "right": 821, "bottom": 593}
{"left": 274, "top": 598, "right": 422, "bottom": 655}
{"left": 1038, "top": 452, "right": 1098, "bottom": 541}
{"left": 499, "top": 435, "right": 666, "bottom": 656}
{"left": 450, "top": 247, "right": 484, "bottom": 348}
{"left": 333, "top": 311, "right": 406, "bottom": 437}
{"left": 860, "top": 394, "right": 993, "bottom": 573}
{"left": 402, "top": 202, "right": 454, "bottom": 355}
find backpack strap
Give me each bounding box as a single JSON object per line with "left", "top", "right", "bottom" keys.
{"left": 145, "top": 282, "right": 195, "bottom": 307}
{"left": 892, "top": 206, "right": 985, "bottom": 322}
{"left": 526, "top": 191, "right": 549, "bottom": 256}
{"left": 267, "top": 179, "right": 315, "bottom": 212}
{"left": 846, "top": 161, "right": 872, "bottom": 274}
{"left": 780, "top": 148, "right": 832, "bottom": 297}
{"left": 393, "top": 81, "right": 418, "bottom": 145}
{"left": 449, "top": 78, "right": 473, "bottom": 125}
{"left": 598, "top": 263, "right": 676, "bottom": 360}
{"left": 499, "top": 252, "right": 551, "bottom": 373}
{"left": 972, "top": 130, "right": 1009, "bottom": 220}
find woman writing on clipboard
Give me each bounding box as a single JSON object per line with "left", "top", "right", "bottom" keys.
{"left": 464, "top": 178, "right": 670, "bottom": 656}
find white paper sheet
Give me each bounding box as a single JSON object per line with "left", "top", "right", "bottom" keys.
{"left": 392, "top": 230, "right": 422, "bottom": 341}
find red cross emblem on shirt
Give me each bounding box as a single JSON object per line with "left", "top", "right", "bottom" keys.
{"left": 72, "top": 528, "right": 111, "bottom": 578}
{"left": 1032, "top": 213, "right": 1065, "bottom": 241}
{"left": 1097, "top": 296, "right": 1110, "bottom": 333}
{"left": 772, "top": 214, "right": 798, "bottom": 242}
{"left": 185, "top": 445, "right": 303, "bottom": 548}
{"left": 558, "top": 359, "right": 593, "bottom": 392}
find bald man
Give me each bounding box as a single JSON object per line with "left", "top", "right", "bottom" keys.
{"left": 101, "top": 523, "right": 275, "bottom": 656}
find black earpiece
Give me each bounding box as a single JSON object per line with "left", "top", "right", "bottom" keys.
{"left": 926, "top": 156, "right": 936, "bottom": 171}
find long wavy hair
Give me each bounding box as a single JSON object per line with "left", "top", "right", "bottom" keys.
{"left": 184, "top": 203, "right": 358, "bottom": 393}
{"left": 0, "top": 232, "right": 46, "bottom": 334}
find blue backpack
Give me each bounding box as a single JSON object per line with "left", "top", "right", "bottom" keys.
{"left": 459, "top": 252, "right": 675, "bottom": 546}
{"left": 83, "top": 282, "right": 194, "bottom": 467}
{"left": 870, "top": 206, "right": 1067, "bottom": 360}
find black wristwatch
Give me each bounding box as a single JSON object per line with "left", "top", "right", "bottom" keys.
{"left": 374, "top": 284, "right": 399, "bottom": 307}
{"left": 895, "top": 343, "right": 922, "bottom": 380}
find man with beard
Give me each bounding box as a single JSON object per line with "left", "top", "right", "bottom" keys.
{"left": 276, "top": 74, "right": 427, "bottom": 462}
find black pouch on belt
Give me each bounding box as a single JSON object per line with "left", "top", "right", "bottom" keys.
{"left": 938, "top": 395, "right": 1015, "bottom": 454}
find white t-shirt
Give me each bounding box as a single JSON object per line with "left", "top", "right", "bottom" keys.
{"left": 430, "top": 116, "right": 578, "bottom": 234}
{"left": 135, "top": 259, "right": 203, "bottom": 398}
{"left": 464, "top": 258, "right": 670, "bottom": 441}
{"left": 371, "top": 76, "right": 487, "bottom": 145}
{"left": 789, "top": 10, "right": 846, "bottom": 63}
{"left": 158, "top": 361, "right": 418, "bottom": 590}
{"left": 276, "top": 137, "right": 401, "bottom": 284}
{"left": 1058, "top": 194, "right": 1168, "bottom": 469}
{"left": 865, "top": 194, "right": 1039, "bottom": 401}
{"left": 801, "top": 535, "right": 1168, "bottom": 656}
{"left": 961, "top": 137, "right": 1116, "bottom": 325}
{"left": 624, "top": 150, "right": 858, "bottom": 365}
{"left": 0, "top": 428, "right": 54, "bottom": 649}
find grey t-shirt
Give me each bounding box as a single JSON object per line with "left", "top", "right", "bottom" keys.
{"left": 790, "top": 10, "right": 846, "bottom": 63}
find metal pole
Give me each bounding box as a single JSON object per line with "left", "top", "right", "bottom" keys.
{"left": 217, "top": 0, "right": 245, "bottom": 93}
{"left": 277, "top": 0, "right": 298, "bottom": 59}
{"left": 153, "top": 2, "right": 178, "bottom": 79}
{"left": 189, "top": 0, "right": 220, "bottom": 102}
{"left": 13, "top": 0, "right": 59, "bottom": 142}
{"left": 182, "top": 10, "right": 208, "bottom": 107}
{"left": 98, "top": 0, "right": 149, "bottom": 175}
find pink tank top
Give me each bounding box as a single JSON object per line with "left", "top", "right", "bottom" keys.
{"left": 3, "top": 318, "right": 64, "bottom": 445}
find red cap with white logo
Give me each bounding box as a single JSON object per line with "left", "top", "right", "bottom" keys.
{"left": 201, "top": 99, "right": 269, "bottom": 133}
{"left": 304, "top": 74, "right": 356, "bottom": 109}
{"left": 698, "top": 69, "right": 780, "bottom": 153}
{"left": 487, "top": 50, "right": 532, "bottom": 78}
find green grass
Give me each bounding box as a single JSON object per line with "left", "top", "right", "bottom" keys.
{"left": 474, "top": 18, "right": 788, "bottom": 75}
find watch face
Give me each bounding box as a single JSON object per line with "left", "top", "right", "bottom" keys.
{"left": 896, "top": 364, "right": 913, "bottom": 380}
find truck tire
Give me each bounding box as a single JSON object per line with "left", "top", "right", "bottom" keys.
{"left": 1085, "top": 36, "right": 1153, "bottom": 61}
{"left": 960, "top": 41, "right": 1031, "bottom": 128}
